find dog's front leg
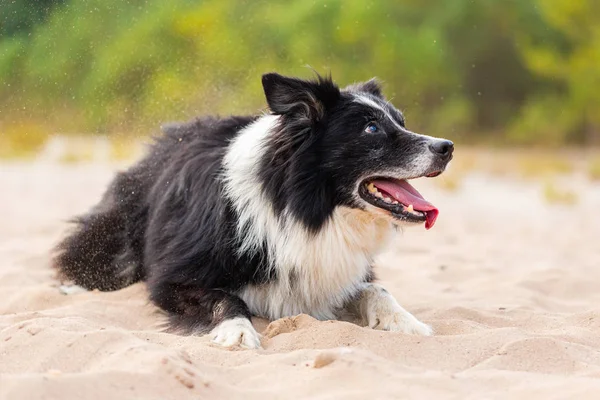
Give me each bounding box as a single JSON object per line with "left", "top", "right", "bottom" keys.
{"left": 148, "top": 280, "right": 262, "bottom": 349}
{"left": 349, "top": 283, "right": 433, "bottom": 336}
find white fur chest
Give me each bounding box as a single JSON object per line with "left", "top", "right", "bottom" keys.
{"left": 237, "top": 207, "right": 393, "bottom": 320}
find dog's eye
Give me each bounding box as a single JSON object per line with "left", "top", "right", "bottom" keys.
{"left": 364, "top": 123, "right": 378, "bottom": 133}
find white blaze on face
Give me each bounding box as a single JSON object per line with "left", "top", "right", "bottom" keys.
{"left": 352, "top": 93, "right": 405, "bottom": 131}
{"left": 352, "top": 92, "right": 444, "bottom": 142}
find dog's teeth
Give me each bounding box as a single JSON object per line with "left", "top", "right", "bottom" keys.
{"left": 392, "top": 200, "right": 399, "bottom": 204}
{"left": 406, "top": 204, "right": 414, "bottom": 213}
{"left": 383, "top": 197, "right": 392, "bottom": 203}
{"left": 367, "top": 183, "right": 377, "bottom": 193}
{"left": 375, "top": 191, "right": 383, "bottom": 199}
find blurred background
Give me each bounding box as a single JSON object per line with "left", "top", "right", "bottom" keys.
{"left": 1, "top": 0, "right": 600, "bottom": 174}
{"left": 3, "top": 2, "right": 600, "bottom": 395}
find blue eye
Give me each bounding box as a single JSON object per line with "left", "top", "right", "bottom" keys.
{"left": 365, "top": 123, "right": 378, "bottom": 133}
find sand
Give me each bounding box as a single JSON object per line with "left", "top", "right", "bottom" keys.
{"left": 2, "top": 159, "right": 600, "bottom": 399}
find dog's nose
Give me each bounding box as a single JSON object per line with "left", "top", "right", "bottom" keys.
{"left": 429, "top": 140, "right": 454, "bottom": 161}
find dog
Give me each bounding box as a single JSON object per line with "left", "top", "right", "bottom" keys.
{"left": 53, "top": 72, "right": 454, "bottom": 349}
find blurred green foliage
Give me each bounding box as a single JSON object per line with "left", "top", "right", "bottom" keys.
{"left": 1, "top": 0, "right": 599, "bottom": 145}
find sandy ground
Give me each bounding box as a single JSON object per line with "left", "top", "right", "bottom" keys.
{"left": 2, "top": 159, "right": 600, "bottom": 399}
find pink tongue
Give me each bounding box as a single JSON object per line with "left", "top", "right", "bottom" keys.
{"left": 372, "top": 179, "right": 439, "bottom": 230}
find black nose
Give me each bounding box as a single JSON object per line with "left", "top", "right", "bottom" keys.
{"left": 429, "top": 140, "right": 454, "bottom": 161}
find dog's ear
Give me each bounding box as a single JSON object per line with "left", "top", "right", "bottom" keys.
{"left": 262, "top": 73, "right": 340, "bottom": 121}
{"left": 344, "top": 78, "right": 384, "bottom": 99}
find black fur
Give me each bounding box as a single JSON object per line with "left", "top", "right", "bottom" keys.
{"left": 54, "top": 72, "right": 452, "bottom": 335}
{"left": 55, "top": 115, "right": 269, "bottom": 332}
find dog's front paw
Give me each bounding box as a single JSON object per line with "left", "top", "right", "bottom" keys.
{"left": 368, "top": 309, "right": 433, "bottom": 336}
{"left": 364, "top": 286, "right": 433, "bottom": 336}
{"left": 210, "top": 317, "right": 262, "bottom": 349}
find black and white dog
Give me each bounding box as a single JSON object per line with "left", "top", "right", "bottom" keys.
{"left": 54, "top": 73, "right": 453, "bottom": 349}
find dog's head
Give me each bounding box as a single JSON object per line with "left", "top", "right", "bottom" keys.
{"left": 261, "top": 72, "right": 453, "bottom": 231}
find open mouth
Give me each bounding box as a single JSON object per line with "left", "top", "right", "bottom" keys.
{"left": 358, "top": 176, "right": 440, "bottom": 229}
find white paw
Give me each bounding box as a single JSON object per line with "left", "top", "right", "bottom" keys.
{"left": 368, "top": 308, "right": 433, "bottom": 336}
{"left": 59, "top": 284, "right": 88, "bottom": 295}
{"left": 363, "top": 285, "right": 433, "bottom": 336}
{"left": 210, "top": 317, "right": 262, "bottom": 349}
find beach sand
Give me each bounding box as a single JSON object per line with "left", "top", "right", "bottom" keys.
{"left": 2, "top": 159, "right": 600, "bottom": 399}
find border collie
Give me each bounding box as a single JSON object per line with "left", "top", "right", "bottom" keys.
{"left": 54, "top": 73, "right": 454, "bottom": 349}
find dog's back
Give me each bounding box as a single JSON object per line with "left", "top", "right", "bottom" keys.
{"left": 53, "top": 116, "right": 252, "bottom": 291}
